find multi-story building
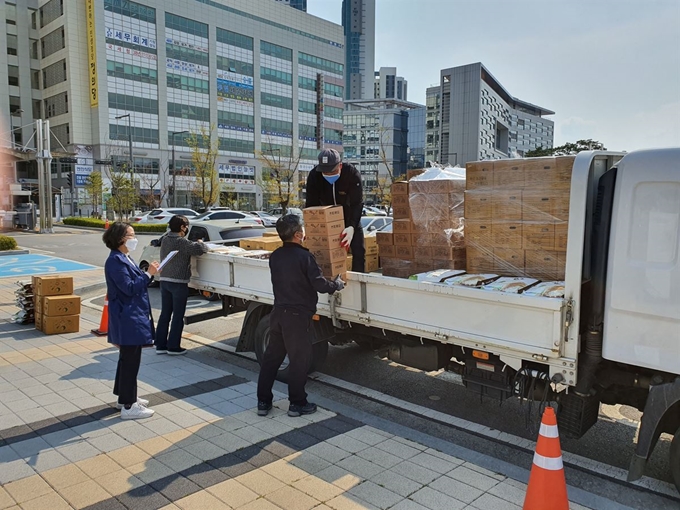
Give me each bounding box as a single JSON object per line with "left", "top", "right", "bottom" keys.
{"left": 437, "top": 62, "right": 554, "bottom": 166}
{"left": 374, "top": 67, "right": 407, "bottom": 101}
{"left": 273, "top": 0, "right": 307, "bottom": 11}
{"left": 342, "top": 0, "right": 375, "bottom": 100}
{"left": 343, "top": 98, "right": 424, "bottom": 203}
{"left": 407, "top": 105, "right": 425, "bottom": 170}
{"left": 425, "top": 85, "right": 441, "bottom": 165}
{"left": 1, "top": 0, "right": 343, "bottom": 212}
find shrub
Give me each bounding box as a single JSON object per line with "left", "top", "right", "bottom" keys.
{"left": 62, "top": 217, "right": 167, "bottom": 232}
{"left": 0, "top": 235, "right": 18, "bottom": 251}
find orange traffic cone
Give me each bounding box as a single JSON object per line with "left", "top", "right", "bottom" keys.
{"left": 91, "top": 294, "right": 109, "bottom": 337}
{"left": 105, "top": 218, "right": 109, "bottom": 229}
{"left": 523, "top": 406, "right": 569, "bottom": 510}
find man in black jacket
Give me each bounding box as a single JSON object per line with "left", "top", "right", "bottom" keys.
{"left": 305, "top": 149, "right": 365, "bottom": 272}
{"left": 256, "top": 214, "right": 345, "bottom": 417}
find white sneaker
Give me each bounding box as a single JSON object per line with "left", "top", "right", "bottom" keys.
{"left": 116, "top": 397, "right": 149, "bottom": 410}
{"left": 120, "top": 402, "right": 155, "bottom": 420}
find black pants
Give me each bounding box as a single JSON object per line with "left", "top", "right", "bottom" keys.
{"left": 257, "top": 308, "right": 313, "bottom": 406}
{"left": 350, "top": 226, "right": 366, "bottom": 272}
{"left": 113, "top": 345, "right": 142, "bottom": 406}
{"left": 155, "top": 281, "right": 190, "bottom": 350}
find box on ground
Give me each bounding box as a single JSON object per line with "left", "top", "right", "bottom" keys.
{"left": 40, "top": 314, "right": 80, "bottom": 334}
{"left": 36, "top": 295, "right": 81, "bottom": 317}
{"left": 32, "top": 275, "right": 73, "bottom": 296}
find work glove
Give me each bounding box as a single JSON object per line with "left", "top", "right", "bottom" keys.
{"left": 340, "top": 226, "right": 354, "bottom": 251}
{"left": 334, "top": 275, "right": 345, "bottom": 291}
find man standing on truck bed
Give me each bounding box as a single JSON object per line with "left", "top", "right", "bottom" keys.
{"left": 257, "top": 214, "right": 345, "bottom": 417}
{"left": 305, "top": 149, "right": 365, "bottom": 272}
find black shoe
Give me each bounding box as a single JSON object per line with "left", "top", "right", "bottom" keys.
{"left": 288, "top": 402, "right": 317, "bottom": 417}
{"left": 167, "top": 348, "right": 187, "bottom": 356}
{"left": 257, "top": 401, "right": 272, "bottom": 416}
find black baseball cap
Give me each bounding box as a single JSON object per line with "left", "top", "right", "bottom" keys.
{"left": 317, "top": 149, "right": 342, "bottom": 173}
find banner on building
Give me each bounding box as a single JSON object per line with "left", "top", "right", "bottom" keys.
{"left": 86, "top": 0, "right": 98, "bottom": 107}
{"left": 217, "top": 78, "right": 254, "bottom": 103}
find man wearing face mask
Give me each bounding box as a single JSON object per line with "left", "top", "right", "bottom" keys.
{"left": 305, "top": 149, "right": 365, "bottom": 272}
{"left": 155, "top": 215, "right": 208, "bottom": 355}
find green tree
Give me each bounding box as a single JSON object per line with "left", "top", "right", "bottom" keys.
{"left": 187, "top": 125, "right": 220, "bottom": 209}
{"left": 526, "top": 139, "right": 607, "bottom": 157}
{"left": 84, "top": 171, "right": 104, "bottom": 218}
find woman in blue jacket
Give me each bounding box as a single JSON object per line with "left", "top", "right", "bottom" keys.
{"left": 103, "top": 222, "right": 159, "bottom": 420}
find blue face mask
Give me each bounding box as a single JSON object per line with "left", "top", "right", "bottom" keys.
{"left": 323, "top": 173, "right": 340, "bottom": 184}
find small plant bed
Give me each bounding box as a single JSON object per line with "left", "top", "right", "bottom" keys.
{"left": 63, "top": 217, "right": 167, "bottom": 232}
{"left": 0, "top": 234, "right": 18, "bottom": 251}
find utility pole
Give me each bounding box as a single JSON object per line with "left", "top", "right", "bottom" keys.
{"left": 171, "top": 130, "right": 188, "bottom": 207}
{"left": 35, "top": 119, "right": 54, "bottom": 233}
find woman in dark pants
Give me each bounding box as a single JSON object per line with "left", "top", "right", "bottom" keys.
{"left": 103, "top": 222, "right": 159, "bottom": 420}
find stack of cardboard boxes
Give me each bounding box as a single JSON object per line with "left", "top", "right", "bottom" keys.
{"left": 33, "top": 275, "right": 81, "bottom": 335}
{"left": 464, "top": 156, "right": 573, "bottom": 280}
{"left": 364, "top": 235, "right": 379, "bottom": 272}
{"left": 239, "top": 236, "right": 283, "bottom": 251}
{"left": 379, "top": 176, "right": 467, "bottom": 278}
{"left": 303, "top": 206, "right": 347, "bottom": 278}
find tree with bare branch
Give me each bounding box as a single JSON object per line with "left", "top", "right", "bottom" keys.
{"left": 256, "top": 135, "right": 308, "bottom": 215}
{"left": 83, "top": 171, "right": 104, "bottom": 218}
{"left": 187, "top": 125, "right": 220, "bottom": 210}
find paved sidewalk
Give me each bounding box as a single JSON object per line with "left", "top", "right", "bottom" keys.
{"left": 0, "top": 276, "right": 598, "bottom": 510}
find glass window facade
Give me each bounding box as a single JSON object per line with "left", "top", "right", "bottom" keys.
{"left": 165, "top": 13, "right": 208, "bottom": 37}
{"left": 261, "top": 41, "right": 292, "bottom": 61}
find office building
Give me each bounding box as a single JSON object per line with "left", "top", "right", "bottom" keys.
{"left": 1, "top": 0, "right": 344, "bottom": 212}
{"left": 407, "top": 105, "right": 425, "bottom": 170}
{"left": 437, "top": 62, "right": 554, "bottom": 166}
{"left": 343, "top": 98, "right": 424, "bottom": 203}
{"left": 425, "top": 85, "right": 441, "bottom": 165}
{"left": 342, "top": 0, "right": 375, "bottom": 100}
{"left": 272, "top": 0, "right": 307, "bottom": 12}
{"left": 374, "top": 67, "right": 407, "bottom": 101}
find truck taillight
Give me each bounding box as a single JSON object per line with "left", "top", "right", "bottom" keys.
{"left": 472, "top": 350, "right": 489, "bottom": 360}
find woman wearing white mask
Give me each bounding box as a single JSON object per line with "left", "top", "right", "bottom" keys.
{"left": 102, "top": 222, "right": 160, "bottom": 419}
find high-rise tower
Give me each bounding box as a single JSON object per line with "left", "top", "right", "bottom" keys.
{"left": 342, "top": 0, "right": 375, "bottom": 100}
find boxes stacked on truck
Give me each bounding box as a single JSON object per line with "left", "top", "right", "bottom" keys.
{"left": 364, "top": 235, "right": 379, "bottom": 272}
{"left": 303, "top": 206, "right": 347, "bottom": 278}
{"left": 33, "top": 275, "right": 80, "bottom": 335}
{"left": 238, "top": 237, "right": 283, "bottom": 251}
{"left": 464, "top": 156, "right": 573, "bottom": 280}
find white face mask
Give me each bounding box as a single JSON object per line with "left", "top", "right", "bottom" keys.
{"left": 125, "top": 238, "right": 139, "bottom": 252}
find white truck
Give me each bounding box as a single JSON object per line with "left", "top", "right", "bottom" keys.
{"left": 187, "top": 149, "right": 680, "bottom": 491}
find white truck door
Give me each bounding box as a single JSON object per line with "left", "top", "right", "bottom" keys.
{"left": 603, "top": 148, "right": 680, "bottom": 374}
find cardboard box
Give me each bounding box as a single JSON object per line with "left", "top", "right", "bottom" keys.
{"left": 392, "top": 204, "right": 411, "bottom": 220}
{"left": 41, "top": 315, "right": 80, "bottom": 335}
{"left": 305, "top": 219, "right": 345, "bottom": 237}
{"left": 466, "top": 161, "right": 493, "bottom": 190}
{"left": 465, "top": 221, "right": 492, "bottom": 246}
{"left": 492, "top": 221, "right": 523, "bottom": 249}
{"left": 303, "top": 205, "right": 344, "bottom": 224}
{"left": 523, "top": 222, "right": 555, "bottom": 250}
{"left": 365, "top": 235, "right": 377, "bottom": 247}
{"left": 553, "top": 194, "right": 571, "bottom": 221}
{"left": 553, "top": 157, "right": 575, "bottom": 189}
{"left": 391, "top": 181, "right": 409, "bottom": 195}
{"left": 412, "top": 232, "right": 432, "bottom": 245}
{"left": 493, "top": 248, "right": 525, "bottom": 275}
{"left": 409, "top": 178, "right": 464, "bottom": 195}
{"left": 366, "top": 244, "right": 379, "bottom": 256}
{"left": 392, "top": 194, "right": 410, "bottom": 207}
{"left": 393, "top": 233, "right": 412, "bottom": 246}
{"left": 423, "top": 219, "right": 457, "bottom": 234}
{"left": 431, "top": 245, "right": 459, "bottom": 260}
{"left": 407, "top": 169, "right": 425, "bottom": 180}
{"left": 413, "top": 245, "right": 433, "bottom": 259}
{"left": 365, "top": 254, "right": 380, "bottom": 272}
{"left": 379, "top": 244, "right": 396, "bottom": 257}
{"left": 464, "top": 191, "right": 493, "bottom": 219}
{"left": 305, "top": 232, "right": 342, "bottom": 250}
{"left": 346, "top": 255, "right": 353, "bottom": 271}
{"left": 239, "top": 237, "right": 283, "bottom": 251}
{"left": 410, "top": 194, "right": 450, "bottom": 219}
{"left": 376, "top": 231, "right": 394, "bottom": 246}
{"left": 395, "top": 245, "right": 414, "bottom": 259}
{"left": 522, "top": 193, "right": 557, "bottom": 222}
{"left": 525, "top": 250, "right": 562, "bottom": 280}
{"left": 318, "top": 259, "right": 346, "bottom": 279}
{"left": 492, "top": 191, "right": 522, "bottom": 221}
{"left": 428, "top": 231, "right": 453, "bottom": 247}
{"left": 555, "top": 221, "right": 568, "bottom": 252}
{"left": 262, "top": 232, "right": 280, "bottom": 238}
{"left": 493, "top": 161, "right": 524, "bottom": 189}
{"left": 466, "top": 247, "right": 494, "bottom": 273}
{"left": 311, "top": 247, "right": 346, "bottom": 265}
{"left": 32, "top": 276, "right": 73, "bottom": 296}
{"left": 38, "top": 295, "right": 81, "bottom": 317}
{"left": 35, "top": 313, "right": 42, "bottom": 332}
{"left": 392, "top": 219, "right": 412, "bottom": 234}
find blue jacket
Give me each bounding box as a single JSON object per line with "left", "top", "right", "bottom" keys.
{"left": 105, "top": 250, "right": 154, "bottom": 347}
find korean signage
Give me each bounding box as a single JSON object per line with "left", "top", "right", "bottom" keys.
{"left": 216, "top": 69, "right": 253, "bottom": 86}
{"left": 218, "top": 164, "right": 255, "bottom": 176}
{"left": 107, "top": 43, "right": 157, "bottom": 61}
{"left": 86, "top": 0, "right": 98, "bottom": 107}
{"left": 217, "top": 78, "right": 254, "bottom": 103}
{"left": 217, "top": 124, "right": 254, "bottom": 133}
{"left": 165, "top": 37, "right": 208, "bottom": 53}
{"left": 107, "top": 27, "right": 156, "bottom": 49}
{"left": 166, "top": 58, "right": 209, "bottom": 76}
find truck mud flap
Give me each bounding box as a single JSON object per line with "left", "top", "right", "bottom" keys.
{"left": 235, "top": 302, "right": 271, "bottom": 353}
{"left": 628, "top": 377, "right": 680, "bottom": 482}
{"left": 388, "top": 341, "right": 452, "bottom": 372}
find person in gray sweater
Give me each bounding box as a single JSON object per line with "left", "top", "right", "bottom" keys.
{"left": 155, "top": 215, "right": 208, "bottom": 355}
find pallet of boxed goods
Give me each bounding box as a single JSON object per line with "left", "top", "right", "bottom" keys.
{"left": 32, "top": 275, "right": 80, "bottom": 334}
{"left": 303, "top": 206, "right": 347, "bottom": 278}
{"left": 464, "top": 156, "right": 574, "bottom": 281}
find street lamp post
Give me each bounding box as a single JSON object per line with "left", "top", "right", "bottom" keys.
{"left": 115, "top": 114, "right": 133, "bottom": 182}
{"left": 170, "top": 130, "right": 188, "bottom": 207}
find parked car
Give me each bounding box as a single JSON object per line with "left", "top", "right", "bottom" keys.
{"left": 248, "top": 211, "right": 278, "bottom": 227}
{"left": 192, "top": 210, "right": 262, "bottom": 225}
{"left": 267, "top": 207, "right": 303, "bottom": 218}
{"left": 363, "top": 206, "right": 388, "bottom": 217}
{"left": 134, "top": 208, "right": 199, "bottom": 224}
{"left": 360, "top": 216, "right": 392, "bottom": 235}
{"left": 138, "top": 220, "right": 266, "bottom": 291}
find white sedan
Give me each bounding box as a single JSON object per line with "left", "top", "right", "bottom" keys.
{"left": 361, "top": 216, "right": 392, "bottom": 235}
{"left": 134, "top": 208, "right": 199, "bottom": 224}
{"left": 192, "top": 210, "right": 262, "bottom": 225}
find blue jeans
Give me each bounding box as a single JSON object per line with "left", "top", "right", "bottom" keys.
{"left": 155, "top": 281, "right": 189, "bottom": 350}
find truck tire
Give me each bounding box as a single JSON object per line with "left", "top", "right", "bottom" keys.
{"left": 671, "top": 426, "right": 680, "bottom": 493}
{"left": 253, "top": 314, "right": 329, "bottom": 383}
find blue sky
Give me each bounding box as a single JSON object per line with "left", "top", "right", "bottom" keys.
{"left": 307, "top": 0, "right": 680, "bottom": 152}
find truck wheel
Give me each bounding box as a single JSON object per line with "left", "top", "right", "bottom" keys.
{"left": 671, "top": 426, "right": 680, "bottom": 493}
{"left": 139, "top": 261, "right": 159, "bottom": 287}
{"left": 253, "top": 314, "right": 329, "bottom": 383}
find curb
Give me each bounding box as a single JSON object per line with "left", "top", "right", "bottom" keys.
{"left": 53, "top": 224, "right": 162, "bottom": 236}
{"left": 0, "top": 249, "right": 30, "bottom": 256}
{"left": 75, "top": 281, "right": 108, "bottom": 297}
